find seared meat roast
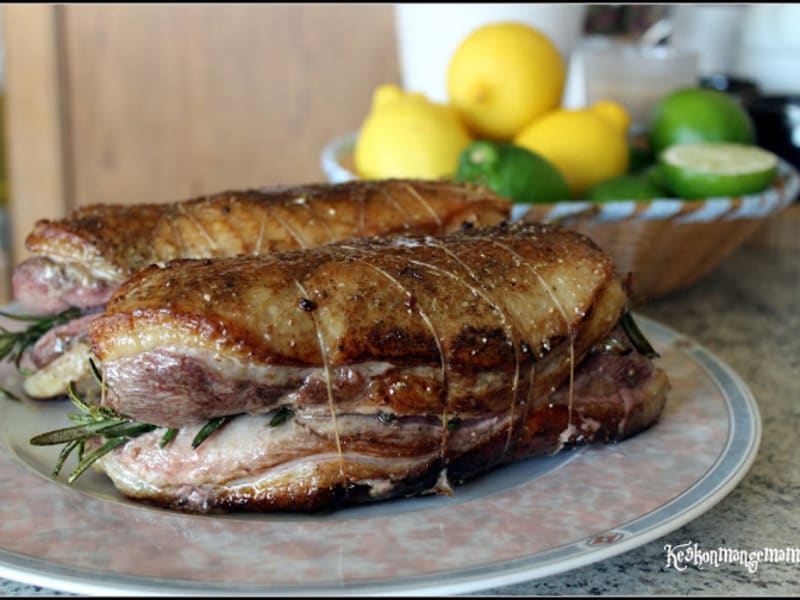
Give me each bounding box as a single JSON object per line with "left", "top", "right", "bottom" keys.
{"left": 83, "top": 221, "right": 670, "bottom": 513}
{"left": 12, "top": 180, "right": 510, "bottom": 397}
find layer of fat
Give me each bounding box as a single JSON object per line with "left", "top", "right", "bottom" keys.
{"left": 40, "top": 253, "right": 124, "bottom": 286}
{"left": 23, "top": 341, "right": 92, "bottom": 398}
{"left": 106, "top": 344, "right": 405, "bottom": 399}
{"left": 94, "top": 410, "right": 502, "bottom": 510}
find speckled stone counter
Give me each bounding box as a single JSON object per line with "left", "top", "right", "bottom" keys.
{"left": 2, "top": 245, "right": 798, "bottom": 596}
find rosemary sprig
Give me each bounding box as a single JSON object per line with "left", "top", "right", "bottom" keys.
{"left": 30, "top": 379, "right": 238, "bottom": 482}
{"left": 159, "top": 427, "right": 178, "bottom": 449}
{"left": 88, "top": 357, "right": 104, "bottom": 387}
{"left": 0, "top": 307, "right": 83, "bottom": 370}
{"left": 191, "top": 416, "right": 232, "bottom": 449}
{"left": 269, "top": 406, "right": 294, "bottom": 427}
{"left": 31, "top": 348, "right": 272, "bottom": 482}
{"left": 0, "top": 387, "right": 22, "bottom": 402}
{"left": 29, "top": 381, "right": 157, "bottom": 482}
{"left": 621, "top": 311, "right": 659, "bottom": 359}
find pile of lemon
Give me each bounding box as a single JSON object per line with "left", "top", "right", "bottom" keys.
{"left": 354, "top": 22, "right": 779, "bottom": 203}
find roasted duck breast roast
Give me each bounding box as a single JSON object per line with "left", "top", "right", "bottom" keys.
{"left": 78, "top": 220, "right": 670, "bottom": 513}
{"left": 12, "top": 179, "right": 510, "bottom": 398}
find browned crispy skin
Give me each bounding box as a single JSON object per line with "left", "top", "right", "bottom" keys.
{"left": 24, "top": 179, "right": 511, "bottom": 280}
{"left": 91, "top": 221, "right": 627, "bottom": 421}
{"left": 14, "top": 179, "right": 510, "bottom": 394}
{"left": 85, "top": 221, "right": 670, "bottom": 513}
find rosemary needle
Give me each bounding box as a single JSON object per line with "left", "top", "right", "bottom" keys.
{"left": 621, "top": 312, "right": 660, "bottom": 359}
{"left": 29, "top": 366, "right": 244, "bottom": 481}
{"left": 0, "top": 307, "right": 83, "bottom": 370}
{"left": 191, "top": 416, "right": 232, "bottom": 448}
{"left": 160, "top": 428, "right": 178, "bottom": 449}
{"left": 269, "top": 406, "right": 294, "bottom": 427}
{"left": 30, "top": 381, "right": 158, "bottom": 480}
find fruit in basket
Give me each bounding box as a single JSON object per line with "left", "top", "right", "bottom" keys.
{"left": 642, "top": 163, "right": 669, "bottom": 191}
{"left": 513, "top": 101, "right": 630, "bottom": 197}
{"left": 447, "top": 22, "right": 565, "bottom": 140}
{"left": 628, "top": 136, "right": 655, "bottom": 174}
{"left": 354, "top": 84, "right": 472, "bottom": 180}
{"left": 454, "top": 140, "right": 571, "bottom": 204}
{"left": 648, "top": 87, "right": 756, "bottom": 156}
{"left": 659, "top": 142, "right": 778, "bottom": 199}
{"left": 586, "top": 173, "right": 668, "bottom": 202}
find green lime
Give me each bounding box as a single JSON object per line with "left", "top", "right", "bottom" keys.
{"left": 660, "top": 142, "right": 778, "bottom": 199}
{"left": 648, "top": 87, "right": 755, "bottom": 156}
{"left": 454, "top": 140, "right": 572, "bottom": 204}
{"left": 586, "top": 173, "right": 667, "bottom": 202}
{"left": 642, "top": 163, "right": 669, "bottom": 191}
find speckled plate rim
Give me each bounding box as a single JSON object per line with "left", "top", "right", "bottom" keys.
{"left": 0, "top": 315, "right": 760, "bottom": 596}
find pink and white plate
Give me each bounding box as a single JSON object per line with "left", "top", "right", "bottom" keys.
{"left": 0, "top": 314, "right": 760, "bottom": 595}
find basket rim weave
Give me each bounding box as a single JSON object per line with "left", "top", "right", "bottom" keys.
{"left": 321, "top": 131, "right": 800, "bottom": 227}
{"left": 517, "top": 159, "right": 799, "bottom": 226}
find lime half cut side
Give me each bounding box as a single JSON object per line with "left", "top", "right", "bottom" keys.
{"left": 660, "top": 142, "right": 779, "bottom": 199}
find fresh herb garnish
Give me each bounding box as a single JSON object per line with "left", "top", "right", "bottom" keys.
{"left": 446, "top": 417, "right": 462, "bottom": 432}
{"left": 30, "top": 375, "right": 237, "bottom": 481}
{"left": 0, "top": 387, "right": 21, "bottom": 402}
{"left": 29, "top": 381, "right": 157, "bottom": 482}
{"left": 621, "top": 311, "right": 659, "bottom": 359}
{"left": 0, "top": 307, "right": 83, "bottom": 370}
{"left": 159, "top": 427, "right": 178, "bottom": 449}
{"left": 88, "top": 357, "right": 104, "bottom": 387}
{"left": 377, "top": 411, "right": 397, "bottom": 425}
{"left": 191, "top": 416, "right": 232, "bottom": 449}
{"left": 269, "top": 406, "right": 294, "bottom": 427}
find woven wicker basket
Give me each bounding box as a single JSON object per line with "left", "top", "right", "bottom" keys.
{"left": 322, "top": 133, "right": 800, "bottom": 300}
{"left": 516, "top": 159, "right": 800, "bottom": 300}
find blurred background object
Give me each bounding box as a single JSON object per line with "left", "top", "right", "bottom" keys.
{"left": 0, "top": 7, "right": 9, "bottom": 303}
{"left": 394, "top": 4, "right": 587, "bottom": 105}
{"left": 742, "top": 95, "right": 800, "bottom": 172}
{"left": 1, "top": 3, "right": 799, "bottom": 306}
{"left": 670, "top": 5, "right": 746, "bottom": 77}
{"left": 735, "top": 5, "right": 800, "bottom": 96}
{"left": 1, "top": 4, "right": 400, "bottom": 271}
{"left": 583, "top": 4, "right": 668, "bottom": 38}
{"left": 698, "top": 74, "right": 761, "bottom": 108}
{"left": 575, "top": 36, "right": 698, "bottom": 133}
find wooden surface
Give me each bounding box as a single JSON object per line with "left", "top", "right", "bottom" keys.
{"left": 3, "top": 4, "right": 400, "bottom": 267}
{"left": 2, "top": 4, "right": 70, "bottom": 268}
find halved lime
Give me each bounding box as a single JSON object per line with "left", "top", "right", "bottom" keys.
{"left": 660, "top": 142, "right": 779, "bottom": 199}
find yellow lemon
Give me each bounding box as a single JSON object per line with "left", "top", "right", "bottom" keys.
{"left": 447, "top": 22, "right": 566, "bottom": 140}
{"left": 354, "top": 84, "right": 472, "bottom": 180}
{"left": 590, "top": 100, "right": 631, "bottom": 133}
{"left": 514, "top": 101, "right": 631, "bottom": 197}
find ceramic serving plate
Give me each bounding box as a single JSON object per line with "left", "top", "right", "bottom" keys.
{"left": 0, "top": 314, "right": 760, "bottom": 595}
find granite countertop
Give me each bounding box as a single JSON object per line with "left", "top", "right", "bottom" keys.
{"left": 2, "top": 245, "right": 798, "bottom": 596}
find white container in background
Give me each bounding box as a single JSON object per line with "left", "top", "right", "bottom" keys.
{"left": 735, "top": 5, "right": 800, "bottom": 95}
{"left": 574, "top": 36, "right": 699, "bottom": 132}
{"left": 670, "top": 5, "right": 746, "bottom": 77}
{"left": 394, "top": 4, "right": 587, "bottom": 105}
